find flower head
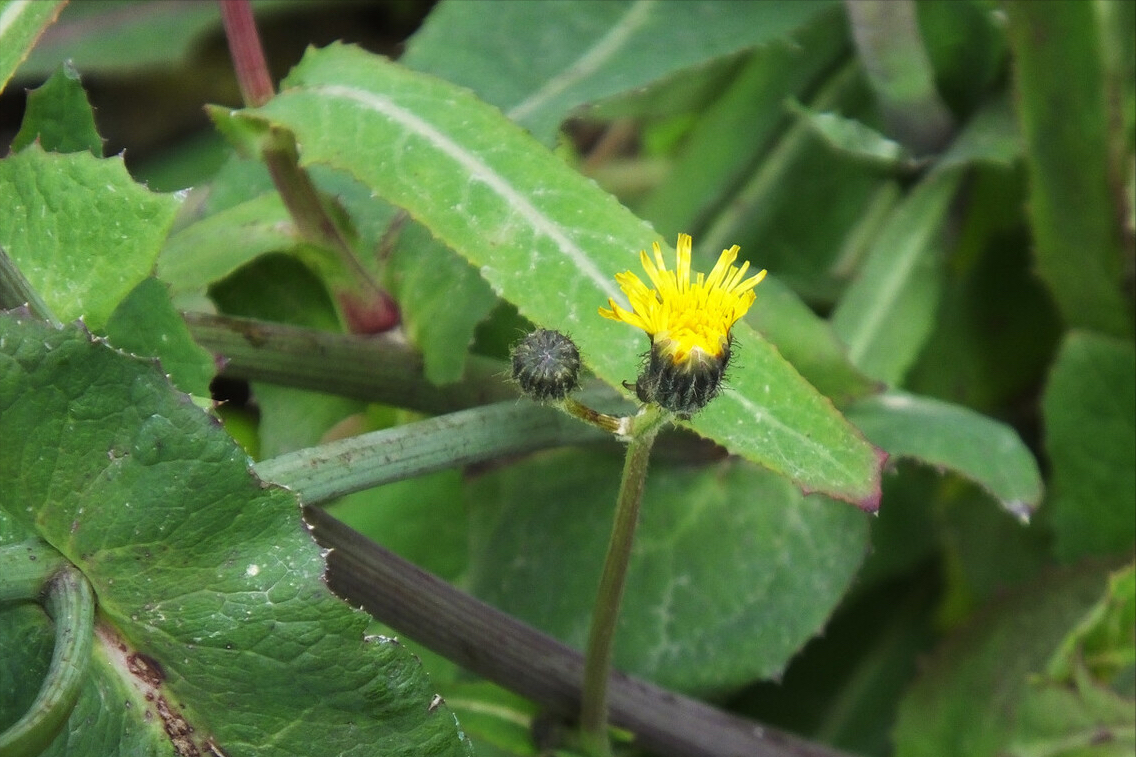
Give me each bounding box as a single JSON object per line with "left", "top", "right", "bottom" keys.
{"left": 599, "top": 233, "right": 766, "bottom": 415}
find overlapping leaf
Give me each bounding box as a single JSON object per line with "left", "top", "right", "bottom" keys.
{"left": 0, "top": 313, "right": 471, "bottom": 757}
{"left": 217, "top": 43, "right": 883, "bottom": 506}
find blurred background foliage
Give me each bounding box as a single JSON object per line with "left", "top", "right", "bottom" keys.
{"left": 1, "top": 1, "right": 1133, "bottom": 756}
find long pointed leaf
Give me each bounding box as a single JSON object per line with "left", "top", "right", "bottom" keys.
{"left": 219, "top": 44, "right": 883, "bottom": 507}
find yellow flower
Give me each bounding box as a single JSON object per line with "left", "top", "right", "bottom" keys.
{"left": 599, "top": 233, "right": 766, "bottom": 415}
{"left": 599, "top": 233, "right": 766, "bottom": 365}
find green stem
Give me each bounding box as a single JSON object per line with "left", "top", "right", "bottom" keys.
{"left": 579, "top": 405, "right": 668, "bottom": 756}
{"left": 254, "top": 400, "right": 608, "bottom": 505}
{"left": 0, "top": 546, "right": 95, "bottom": 757}
{"left": 844, "top": 0, "right": 954, "bottom": 154}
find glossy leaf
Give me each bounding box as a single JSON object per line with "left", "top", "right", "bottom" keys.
{"left": 402, "top": 0, "right": 837, "bottom": 144}
{"left": 845, "top": 391, "right": 1043, "bottom": 519}
{"left": 0, "top": 312, "right": 471, "bottom": 757}
{"left": 0, "top": 145, "right": 179, "bottom": 330}
{"left": 221, "top": 42, "right": 883, "bottom": 506}
{"left": 467, "top": 449, "right": 870, "bottom": 695}
{"left": 1042, "top": 331, "right": 1136, "bottom": 563}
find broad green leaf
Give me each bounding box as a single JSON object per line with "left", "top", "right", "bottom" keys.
{"left": 894, "top": 562, "right": 1121, "bottom": 757}
{"left": 443, "top": 682, "right": 540, "bottom": 757}
{"left": 0, "top": 0, "right": 64, "bottom": 94}
{"left": 0, "top": 313, "right": 471, "bottom": 757}
{"left": 635, "top": 8, "right": 849, "bottom": 240}
{"left": 223, "top": 43, "right": 884, "bottom": 506}
{"left": 1042, "top": 331, "right": 1136, "bottom": 563}
{"left": 904, "top": 168, "right": 1062, "bottom": 413}
{"left": 467, "top": 449, "right": 870, "bottom": 695}
{"left": 1005, "top": 2, "right": 1133, "bottom": 338}
{"left": 402, "top": 0, "right": 837, "bottom": 144}
{"left": 160, "top": 192, "right": 301, "bottom": 294}
{"left": 104, "top": 276, "right": 215, "bottom": 398}
{"left": 0, "top": 145, "right": 179, "bottom": 330}
{"left": 830, "top": 165, "right": 959, "bottom": 384}
{"left": 10, "top": 62, "right": 102, "bottom": 155}
{"left": 845, "top": 391, "right": 1043, "bottom": 519}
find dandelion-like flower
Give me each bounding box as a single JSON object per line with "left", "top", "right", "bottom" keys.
{"left": 599, "top": 233, "right": 766, "bottom": 415}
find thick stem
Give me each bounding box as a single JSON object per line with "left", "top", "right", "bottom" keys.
{"left": 0, "top": 557, "right": 95, "bottom": 757}
{"left": 253, "top": 399, "right": 608, "bottom": 505}
{"left": 302, "top": 506, "right": 856, "bottom": 757}
{"left": 579, "top": 406, "right": 667, "bottom": 755}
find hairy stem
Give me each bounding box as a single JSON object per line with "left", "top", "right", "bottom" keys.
{"left": 579, "top": 405, "right": 666, "bottom": 755}
{"left": 253, "top": 400, "right": 607, "bottom": 505}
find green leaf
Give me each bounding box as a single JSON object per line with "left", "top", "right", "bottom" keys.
{"left": 845, "top": 390, "right": 1043, "bottom": 519}
{"left": 1045, "top": 564, "right": 1136, "bottom": 695}
{"left": 830, "top": 165, "right": 960, "bottom": 384}
{"left": 104, "top": 277, "right": 215, "bottom": 398}
{"left": 14, "top": 0, "right": 303, "bottom": 78}
{"left": 1005, "top": 1, "right": 1133, "bottom": 338}
{"left": 402, "top": 0, "right": 838, "bottom": 144}
{"left": 467, "top": 449, "right": 870, "bottom": 695}
{"left": 0, "top": 312, "right": 471, "bottom": 757}
{"left": 327, "top": 470, "right": 469, "bottom": 583}
{"left": 894, "top": 562, "right": 1123, "bottom": 757}
{"left": 745, "top": 274, "right": 880, "bottom": 406}
{"left": 160, "top": 191, "right": 300, "bottom": 295}
{"left": 1042, "top": 331, "right": 1136, "bottom": 563}
{"left": 222, "top": 43, "right": 884, "bottom": 507}
{"left": 787, "top": 100, "right": 916, "bottom": 170}
{"left": 386, "top": 222, "right": 499, "bottom": 385}
{"left": 10, "top": 62, "right": 102, "bottom": 155}
{"left": 0, "top": 145, "right": 180, "bottom": 330}
{"left": 635, "top": 8, "right": 850, "bottom": 240}
{"left": 0, "top": 0, "right": 64, "bottom": 95}
{"left": 830, "top": 97, "right": 1025, "bottom": 386}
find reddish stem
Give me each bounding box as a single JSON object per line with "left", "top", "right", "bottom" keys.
{"left": 219, "top": 0, "right": 275, "bottom": 107}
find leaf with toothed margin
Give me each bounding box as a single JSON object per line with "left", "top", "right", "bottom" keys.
{"left": 0, "top": 312, "right": 471, "bottom": 757}
{"left": 211, "top": 42, "right": 884, "bottom": 508}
